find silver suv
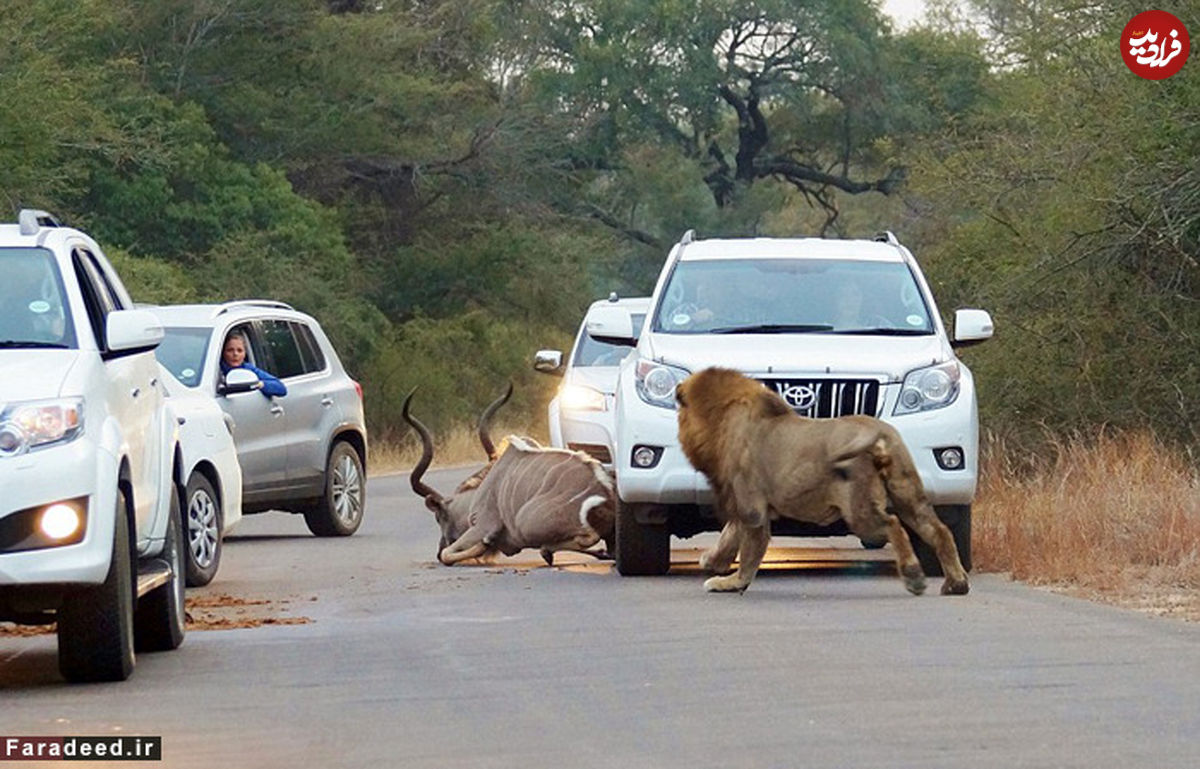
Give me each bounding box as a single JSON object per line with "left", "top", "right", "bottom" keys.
{"left": 148, "top": 302, "right": 366, "bottom": 555}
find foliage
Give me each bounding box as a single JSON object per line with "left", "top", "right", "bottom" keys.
{"left": 0, "top": 0, "right": 1195, "bottom": 455}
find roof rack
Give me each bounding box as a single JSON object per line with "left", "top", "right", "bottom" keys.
{"left": 211, "top": 300, "right": 295, "bottom": 319}
{"left": 679, "top": 229, "right": 696, "bottom": 245}
{"left": 873, "top": 230, "right": 900, "bottom": 246}
{"left": 18, "top": 209, "right": 62, "bottom": 236}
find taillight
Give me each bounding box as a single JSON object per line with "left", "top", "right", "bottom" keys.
{"left": 352, "top": 379, "right": 363, "bottom": 401}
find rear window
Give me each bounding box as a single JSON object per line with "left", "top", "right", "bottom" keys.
{"left": 293, "top": 322, "right": 327, "bottom": 372}
{"left": 259, "top": 319, "right": 306, "bottom": 379}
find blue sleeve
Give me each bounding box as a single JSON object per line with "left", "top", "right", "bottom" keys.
{"left": 247, "top": 364, "right": 288, "bottom": 397}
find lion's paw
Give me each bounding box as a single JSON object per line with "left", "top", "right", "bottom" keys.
{"left": 704, "top": 575, "right": 746, "bottom": 593}
{"left": 941, "top": 578, "right": 969, "bottom": 596}
{"left": 900, "top": 564, "right": 927, "bottom": 596}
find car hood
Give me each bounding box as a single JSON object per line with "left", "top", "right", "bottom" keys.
{"left": 0, "top": 350, "right": 85, "bottom": 401}
{"left": 565, "top": 365, "right": 623, "bottom": 396}
{"left": 643, "top": 333, "right": 950, "bottom": 382}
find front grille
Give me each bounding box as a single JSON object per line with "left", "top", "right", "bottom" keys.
{"left": 758, "top": 378, "right": 881, "bottom": 418}
{"left": 568, "top": 442, "right": 613, "bottom": 464}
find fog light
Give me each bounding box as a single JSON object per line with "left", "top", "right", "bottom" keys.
{"left": 39, "top": 503, "right": 82, "bottom": 540}
{"left": 936, "top": 447, "right": 965, "bottom": 471}
{"left": 631, "top": 445, "right": 662, "bottom": 468}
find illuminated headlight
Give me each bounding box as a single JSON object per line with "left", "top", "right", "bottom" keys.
{"left": 559, "top": 384, "right": 607, "bottom": 412}
{"left": 893, "top": 361, "right": 960, "bottom": 415}
{"left": 40, "top": 503, "right": 84, "bottom": 540}
{"left": 634, "top": 359, "right": 690, "bottom": 410}
{"left": 0, "top": 398, "right": 85, "bottom": 456}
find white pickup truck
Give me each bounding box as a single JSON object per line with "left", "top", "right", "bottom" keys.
{"left": 588, "top": 231, "right": 993, "bottom": 576}
{"left": 0, "top": 210, "right": 186, "bottom": 682}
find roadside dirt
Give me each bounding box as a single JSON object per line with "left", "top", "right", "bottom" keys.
{"left": 0, "top": 592, "right": 315, "bottom": 637}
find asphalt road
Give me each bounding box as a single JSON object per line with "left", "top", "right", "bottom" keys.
{"left": 2, "top": 468, "right": 1198, "bottom": 768}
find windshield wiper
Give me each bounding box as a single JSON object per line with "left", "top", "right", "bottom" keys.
{"left": 0, "top": 340, "right": 69, "bottom": 349}
{"left": 709, "top": 323, "right": 835, "bottom": 334}
{"left": 832, "top": 328, "right": 930, "bottom": 336}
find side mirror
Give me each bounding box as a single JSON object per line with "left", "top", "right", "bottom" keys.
{"left": 105, "top": 310, "right": 164, "bottom": 357}
{"left": 219, "top": 367, "right": 261, "bottom": 396}
{"left": 952, "top": 309, "right": 994, "bottom": 349}
{"left": 534, "top": 350, "right": 564, "bottom": 376}
{"left": 586, "top": 306, "right": 636, "bottom": 347}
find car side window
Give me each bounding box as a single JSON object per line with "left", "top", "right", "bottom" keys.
{"left": 71, "top": 249, "right": 115, "bottom": 348}
{"left": 292, "top": 322, "right": 326, "bottom": 373}
{"left": 258, "top": 319, "right": 306, "bottom": 379}
{"left": 84, "top": 252, "right": 127, "bottom": 311}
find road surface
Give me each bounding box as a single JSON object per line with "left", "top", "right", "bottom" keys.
{"left": 2, "top": 468, "right": 1198, "bottom": 768}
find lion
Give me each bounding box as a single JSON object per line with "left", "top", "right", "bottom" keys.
{"left": 675, "top": 367, "right": 969, "bottom": 596}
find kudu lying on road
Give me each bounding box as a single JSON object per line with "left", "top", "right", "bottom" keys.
{"left": 404, "top": 388, "right": 616, "bottom": 566}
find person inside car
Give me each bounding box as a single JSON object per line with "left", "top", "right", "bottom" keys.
{"left": 220, "top": 331, "right": 287, "bottom": 397}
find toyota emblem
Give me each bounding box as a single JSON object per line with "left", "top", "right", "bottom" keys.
{"left": 777, "top": 383, "right": 817, "bottom": 410}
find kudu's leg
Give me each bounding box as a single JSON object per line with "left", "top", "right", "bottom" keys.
{"left": 438, "top": 526, "right": 490, "bottom": 565}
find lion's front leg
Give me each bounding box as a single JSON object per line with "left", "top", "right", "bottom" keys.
{"left": 704, "top": 523, "right": 769, "bottom": 593}
{"left": 699, "top": 520, "right": 740, "bottom": 575}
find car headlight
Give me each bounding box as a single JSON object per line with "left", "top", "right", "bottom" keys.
{"left": 0, "top": 398, "right": 85, "bottom": 457}
{"left": 560, "top": 384, "right": 607, "bottom": 412}
{"left": 634, "top": 358, "right": 690, "bottom": 410}
{"left": 894, "top": 361, "right": 960, "bottom": 415}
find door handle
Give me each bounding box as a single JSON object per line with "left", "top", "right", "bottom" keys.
{"left": 270, "top": 405, "right": 284, "bottom": 416}
{"left": 321, "top": 396, "right": 334, "bottom": 407}
{"left": 131, "top": 387, "right": 141, "bottom": 398}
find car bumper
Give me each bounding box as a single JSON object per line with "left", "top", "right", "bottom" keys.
{"left": 613, "top": 374, "right": 979, "bottom": 506}
{"left": 0, "top": 441, "right": 116, "bottom": 589}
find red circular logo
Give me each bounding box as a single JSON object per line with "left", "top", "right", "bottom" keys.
{"left": 1122, "top": 10, "right": 1190, "bottom": 79}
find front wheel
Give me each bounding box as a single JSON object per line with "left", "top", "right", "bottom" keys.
{"left": 135, "top": 491, "right": 187, "bottom": 652}
{"left": 57, "top": 490, "right": 135, "bottom": 682}
{"left": 614, "top": 501, "right": 670, "bottom": 576}
{"left": 304, "top": 441, "right": 365, "bottom": 537}
{"left": 183, "top": 473, "right": 221, "bottom": 587}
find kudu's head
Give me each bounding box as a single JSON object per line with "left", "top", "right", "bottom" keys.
{"left": 402, "top": 385, "right": 513, "bottom": 562}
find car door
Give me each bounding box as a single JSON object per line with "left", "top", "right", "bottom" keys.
{"left": 256, "top": 319, "right": 333, "bottom": 496}
{"left": 72, "top": 248, "right": 164, "bottom": 534}
{"left": 215, "top": 321, "right": 290, "bottom": 499}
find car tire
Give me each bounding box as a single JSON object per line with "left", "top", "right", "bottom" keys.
{"left": 303, "top": 441, "right": 365, "bottom": 537}
{"left": 614, "top": 501, "right": 670, "bottom": 576}
{"left": 135, "top": 490, "right": 187, "bottom": 652}
{"left": 183, "top": 473, "right": 221, "bottom": 587}
{"left": 910, "top": 504, "right": 972, "bottom": 576}
{"left": 57, "top": 490, "right": 136, "bottom": 682}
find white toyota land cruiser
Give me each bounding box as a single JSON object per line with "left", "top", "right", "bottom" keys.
{"left": 587, "top": 231, "right": 994, "bottom": 576}
{"left": 0, "top": 210, "right": 186, "bottom": 682}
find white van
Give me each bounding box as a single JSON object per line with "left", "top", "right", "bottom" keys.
{"left": 0, "top": 211, "right": 186, "bottom": 681}
{"left": 587, "top": 231, "right": 993, "bottom": 576}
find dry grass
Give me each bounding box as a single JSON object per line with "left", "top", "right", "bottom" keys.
{"left": 975, "top": 431, "right": 1200, "bottom": 620}
{"left": 369, "top": 421, "right": 545, "bottom": 476}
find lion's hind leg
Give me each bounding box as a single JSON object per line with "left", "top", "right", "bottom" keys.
{"left": 844, "top": 471, "right": 926, "bottom": 596}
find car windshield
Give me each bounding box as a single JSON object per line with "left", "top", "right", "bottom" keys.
{"left": 155, "top": 327, "right": 211, "bottom": 387}
{"left": 573, "top": 313, "right": 645, "bottom": 366}
{"left": 652, "top": 258, "right": 934, "bottom": 335}
{"left": 0, "top": 247, "right": 76, "bottom": 349}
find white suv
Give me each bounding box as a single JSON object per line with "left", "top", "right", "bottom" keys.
{"left": 0, "top": 210, "right": 186, "bottom": 681}
{"left": 534, "top": 295, "right": 650, "bottom": 467}
{"left": 587, "top": 231, "right": 994, "bottom": 576}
